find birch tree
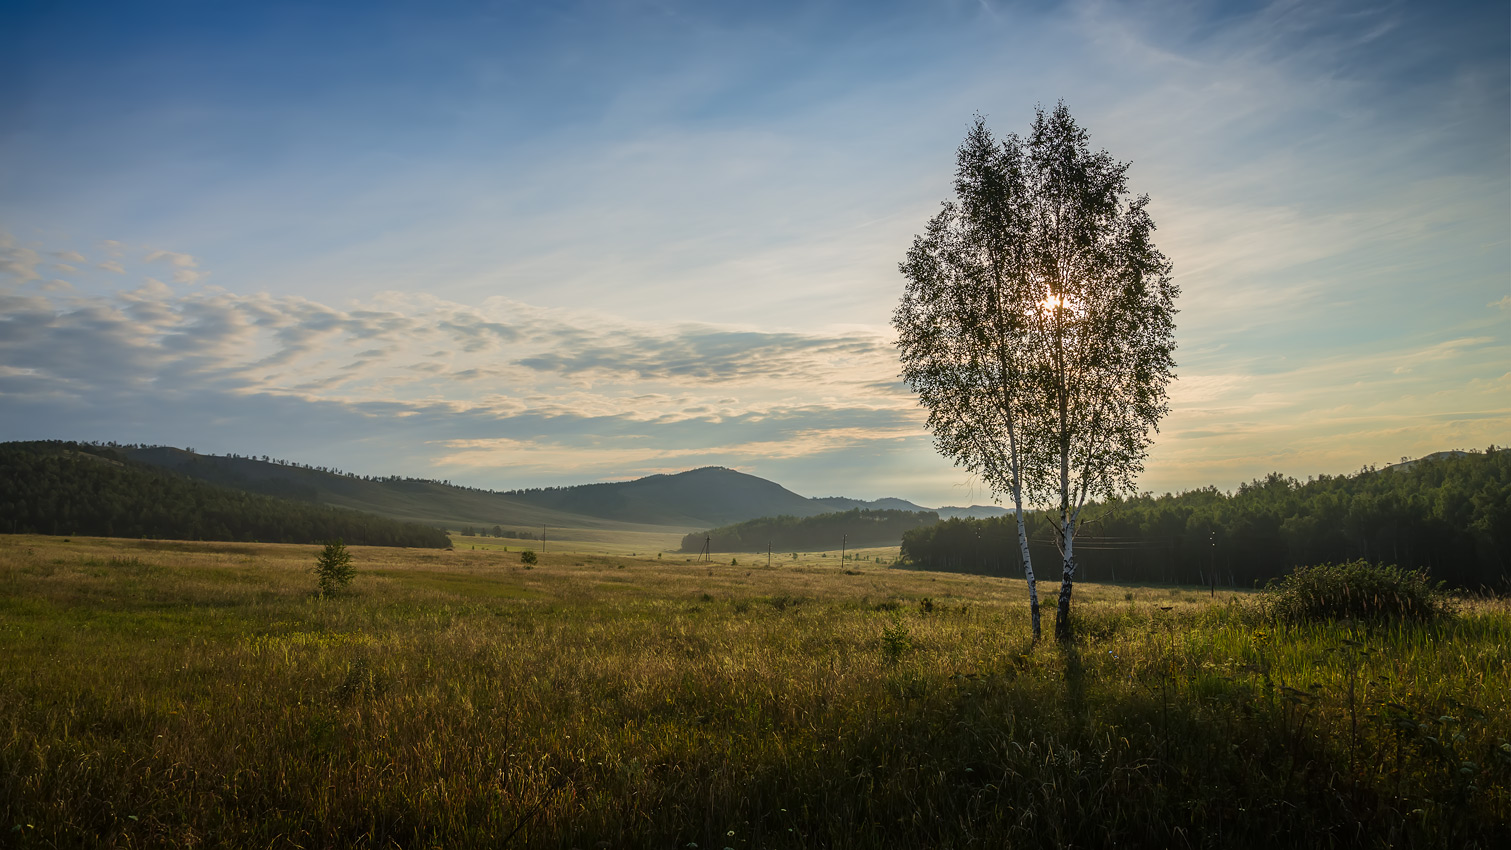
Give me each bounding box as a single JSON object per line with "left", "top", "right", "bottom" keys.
{"left": 895, "top": 104, "right": 1177, "bottom": 642}
{"left": 1023, "top": 103, "right": 1177, "bottom": 641}
{"left": 895, "top": 118, "right": 1045, "bottom": 639}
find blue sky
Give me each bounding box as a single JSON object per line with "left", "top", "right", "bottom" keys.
{"left": 2, "top": 0, "right": 1507, "bottom": 507}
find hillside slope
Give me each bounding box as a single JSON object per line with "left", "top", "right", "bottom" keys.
{"left": 902, "top": 448, "right": 1510, "bottom": 589}
{"left": 123, "top": 446, "right": 676, "bottom": 533}
{"left": 506, "top": 467, "right": 838, "bottom": 527}
{"left": 116, "top": 446, "right": 1009, "bottom": 532}
{"left": 0, "top": 442, "right": 450, "bottom": 547}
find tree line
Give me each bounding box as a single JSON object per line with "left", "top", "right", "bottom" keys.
{"left": 457, "top": 525, "right": 539, "bottom": 540}
{"left": 87, "top": 440, "right": 521, "bottom": 495}
{"left": 0, "top": 441, "right": 451, "bottom": 548}
{"left": 682, "top": 508, "right": 940, "bottom": 554}
{"left": 901, "top": 449, "right": 1509, "bottom": 591}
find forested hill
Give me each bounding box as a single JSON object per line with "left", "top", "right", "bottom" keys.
{"left": 681, "top": 509, "right": 941, "bottom": 554}
{"left": 810, "top": 496, "right": 1008, "bottom": 521}
{"left": 901, "top": 448, "right": 1509, "bottom": 590}
{"left": 117, "top": 448, "right": 997, "bottom": 529}
{"left": 0, "top": 442, "right": 451, "bottom": 547}
{"left": 507, "top": 467, "right": 826, "bottom": 526}
{"left": 118, "top": 446, "right": 676, "bottom": 531}
{"left": 507, "top": 468, "right": 1008, "bottom": 525}
{"left": 119, "top": 452, "right": 836, "bottom": 529}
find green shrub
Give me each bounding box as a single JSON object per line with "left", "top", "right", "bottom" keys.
{"left": 313, "top": 539, "right": 355, "bottom": 597}
{"left": 881, "top": 616, "right": 912, "bottom": 665}
{"left": 520, "top": 549, "right": 537, "bottom": 566}
{"left": 1264, "top": 560, "right": 1453, "bottom": 624}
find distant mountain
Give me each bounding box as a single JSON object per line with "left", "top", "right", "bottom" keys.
{"left": 811, "top": 496, "right": 1008, "bottom": 520}
{"left": 813, "top": 495, "right": 918, "bottom": 511}
{"left": 121, "top": 446, "right": 656, "bottom": 533}
{"left": 505, "top": 467, "right": 832, "bottom": 527}
{"left": 111, "top": 450, "right": 886, "bottom": 530}
{"left": 937, "top": 505, "right": 1010, "bottom": 520}
{"left": 111, "top": 445, "right": 1003, "bottom": 532}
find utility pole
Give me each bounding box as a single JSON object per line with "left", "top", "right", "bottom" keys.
{"left": 768, "top": 541, "right": 772, "bottom": 568}
{"left": 542, "top": 524, "right": 547, "bottom": 555}
{"left": 841, "top": 534, "right": 847, "bottom": 564}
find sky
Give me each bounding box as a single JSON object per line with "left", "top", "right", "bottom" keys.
{"left": 2, "top": 0, "right": 1507, "bottom": 508}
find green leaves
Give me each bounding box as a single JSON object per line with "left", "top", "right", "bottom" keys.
{"left": 897, "top": 105, "right": 1176, "bottom": 639}
{"left": 881, "top": 615, "right": 913, "bottom": 665}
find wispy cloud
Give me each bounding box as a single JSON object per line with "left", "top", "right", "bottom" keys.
{"left": 144, "top": 249, "right": 205, "bottom": 284}
{"left": 0, "top": 234, "right": 42, "bottom": 282}
{"left": 0, "top": 256, "right": 925, "bottom": 494}
{"left": 2, "top": 1, "right": 1506, "bottom": 504}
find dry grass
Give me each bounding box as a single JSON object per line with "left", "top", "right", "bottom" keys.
{"left": 1, "top": 534, "right": 1507, "bottom": 848}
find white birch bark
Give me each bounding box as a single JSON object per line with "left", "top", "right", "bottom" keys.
{"left": 1015, "top": 483, "right": 1040, "bottom": 638}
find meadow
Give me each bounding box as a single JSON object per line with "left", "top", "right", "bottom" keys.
{"left": 1, "top": 534, "right": 1507, "bottom": 848}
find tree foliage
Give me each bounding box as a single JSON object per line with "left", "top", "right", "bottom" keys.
{"left": 314, "top": 539, "right": 356, "bottom": 597}
{"left": 681, "top": 509, "right": 938, "bottom": 554}
{"left": 895, "top": 104, "right": 1177, "bottom": 639}
{"left": 1023, "top": 104, "right": 1179, "bottom": 639}
{"left": 896, "top": 115, "right": 1047, "bottom": 635}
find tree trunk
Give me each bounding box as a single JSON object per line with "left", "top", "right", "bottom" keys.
{"left": 1054, "top": 286, "right": 1073, "bottom": 642}
{"left": 1055, "top": 516, "right": 1077, "bottom": 642}
{"left": 1015, "top": 501, "right": 1040, "bottom": 640}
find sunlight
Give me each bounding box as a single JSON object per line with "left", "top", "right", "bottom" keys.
{"left": 1038, "top": 293, "right": 1080, "bottom": 315}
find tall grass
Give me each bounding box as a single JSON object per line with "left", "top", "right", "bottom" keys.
{"left": 1, "top": 535, "right": 1507, "bottom": 848}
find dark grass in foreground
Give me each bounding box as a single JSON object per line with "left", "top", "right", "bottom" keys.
{"left": 1, "top": 536, "right": 1508, "bottom": 848}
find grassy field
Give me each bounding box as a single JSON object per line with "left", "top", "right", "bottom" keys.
{"left": 450, "top": 528, "right": 691, "bottom": 558}
{"left": 1, "top": 534, "right": 1507, "bottom": 848}
{"left": 450, "top": 531, "right": 903, "bottom": 563}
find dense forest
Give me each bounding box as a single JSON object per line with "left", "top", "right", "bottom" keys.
{"left": 0, "top": 442, "right": 451, "bottom": 548}
{"left": 682, "top": 508, "right": 940, "bottom": 554}
{"left": 901, "top": 449, "right": 1509, "bottom": 590}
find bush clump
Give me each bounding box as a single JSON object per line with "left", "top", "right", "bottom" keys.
{"left": 1264, "top": 560, "right": 1453, "bottom": 624}
{"left": 519, "top": 549, "right": 537, "bottom": 566}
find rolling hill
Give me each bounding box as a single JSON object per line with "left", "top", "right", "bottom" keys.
{"left": 502, "top": 466, "right": 827, "bottom": 527}
{"left": 120, "top": 446, "right": 653, "bottom": 533}
{"left": 109, "top": 445, "right": 1006, "bottom": 533}
{"left": 0, "top": 442, "right": 451, "bottom": 547}
{"left": 811, "top": 495, "right": 1006, "bottom": 520}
